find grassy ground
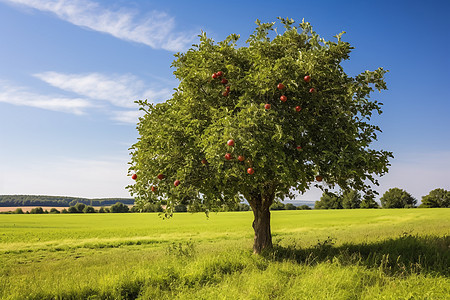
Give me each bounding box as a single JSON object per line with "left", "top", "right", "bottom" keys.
{"left": 0, "top": 209, "right": 449, "bottom": 299}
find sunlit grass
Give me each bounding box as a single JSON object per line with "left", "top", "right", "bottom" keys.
{"left": 0, "top": 209, "right": 448, "bottom": 299}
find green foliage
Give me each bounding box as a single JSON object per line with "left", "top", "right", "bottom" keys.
{"left": 49, "top": 208, "right": 60, "bottom": 214}
{"left": 174, "top": 204, "right": 188, "bottom": 212}
{"left": 420, "top": 188, "right": 450, "bottom": 208}
{"left": 237, "top": 203, "right": 251, "bottom": 211}
{"left": 98, "top": 207, "right": 107, "bottom": 213}
{"left": 380, "top": 188, "right": 417, "bottom": 208}
{"left": 74, "top": 202, "right": 86, "bottom": 213}
{"left": 315, "top": 192, "right": 342, "bottom": 209}
{"left": 341, "top": 190, "right": 361, "bottom": 209}
{"left": 128, "top": 18, "right": 392, "bottom": 216}
{"left": 67, "top": 206, "right": 78, "bottom": 213}
{"left": 270, "top": 202, "right": 285, "bottom": 210}
{"left": 360, "top": 191, "right": 379, "bottom": 208}
{"left": 83, "top": 206, "right": 96, "bottom": 213}
{"left": 110, "top": 202, "right": 129, "bottom": 213}
{"left": 285, "top": 203, "right": 297, "bottom": 210}
{"left": 14, "top": 208, "right": 24, "bottom": 214}
{"left": 30, "top": 207, "right": 44, "bottom": 214}
{"left": 0, "top": 195, "right": 134, "bottom": 207}
{"left": 297, "top": 204, "right": 312, "bottom": 210}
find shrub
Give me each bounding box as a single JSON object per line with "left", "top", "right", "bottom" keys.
{"left": 68, "top": 206, "right": 78, "bottom": 213}
{"left": 297, "top": 204, "right": 312, "bottom": 210}
{"left": 285, "top": 203, "right": 297, "bottom": 210}
{"left": 83, "top": 206, "right": 96, "bottom": 213}
{"left": 174, "top": 204, "right": 187, "bottom": 212}
{"left": 14, "top": 208, "right": 24, "bottom": 214}
{"left": 30, "top": 207, "right": 44, "bottom": 214}
{"left": 74, "top": 203, "right": 86, "bottom": 213}
{"left": 110, "top": 202, "right": 129, "bottom": 213}
{"left": 49, "top": 208, "right": 60, "bottom": 214}
{"left": 270, "top": 202, "right": 285, "bottom": 210}
{"left": 237, "top": 203, "right": 250, "bottom": 211}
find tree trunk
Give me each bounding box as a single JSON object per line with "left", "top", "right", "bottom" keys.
{"left": 248, "top": 191, "right": 274, "bottom": 254}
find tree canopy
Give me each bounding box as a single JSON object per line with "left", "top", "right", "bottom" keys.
{"left": 380, "top": 188, "right": 416, "bottom": 208}
{"left": 128, "top": 18, "right": 392, "bottom": 253}
{"left": 420, "top": 188, "right": 450, "bottom": 208}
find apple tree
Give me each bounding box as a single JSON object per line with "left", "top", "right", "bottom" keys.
{"left": 128, "top": 18, "right": 392, "bottom": 254}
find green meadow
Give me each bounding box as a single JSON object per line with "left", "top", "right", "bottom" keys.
{"left": 0, "top": 209, "right": 449, "bottom": 299}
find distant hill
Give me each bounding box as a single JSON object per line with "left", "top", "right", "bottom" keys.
{"left": 0, "top": 195, "right": 134, "bottom": 207}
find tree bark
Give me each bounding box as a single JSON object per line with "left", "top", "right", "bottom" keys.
{"left": 248, "top": 191, "right": 274, "bottom": 254}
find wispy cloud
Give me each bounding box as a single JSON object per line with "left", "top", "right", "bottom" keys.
{"left": 2, "top": 0, "right": 195, "bottom": 51}
{"left": 0, "top": 80, "right": 91, "bottom": 115}
{"left": 34, "top": 71, "right": 172, "bottom": 108}
{"left": 111, "top": 110, "right": 144, "bottom": 124}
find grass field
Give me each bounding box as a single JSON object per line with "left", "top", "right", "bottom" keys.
{"left": 0, "top": 209, "right": 449, "bottom": 299}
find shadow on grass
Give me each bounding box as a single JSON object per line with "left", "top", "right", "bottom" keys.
{"left": 264, "top": 234, "right": 449, "bottom": 277}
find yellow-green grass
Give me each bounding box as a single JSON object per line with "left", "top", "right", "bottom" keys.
{"left": 0, "top": 209, "right": 449, "bottom": 299}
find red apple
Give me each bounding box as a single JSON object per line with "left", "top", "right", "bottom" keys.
{"left": 309, "top": 88, "right": 316, "bottom": 93}
{"left": 315, "top": 175, "right": 323, "bottom": 182}
{"left": 295, "top": 106, "right": 302, "bottom": 112}
{"left": 216, "top": 71, "right": 223, "bottom": 77}
{"left": 131, "top": 173, "right": 137, "bottom": 180}
{"left": 225, "top": 153, "right": 232, "bottom": 160}
{"left": 238, "top": 155, "right": 245, "bottom": 162}
{"left": 201, "top": 159, "right": 208, "bottom": 164}
{"left": 226, "top": 86, "right": 230, "bottom": 91}
{"left": 264, "top": 104, "right": 271, "bottom": 110}
{"left": 247, "top": 168, "right": 255, "bottom": 175}
{"left": 222, "top": 91, "right": 229, "bottom": 97}
{"left": 212, "top": 73, "right": 217, "bottom": 79}
{"left": 157, "top": 174, "right": 165, "bottom": 180}
{"left": 296, "top": 146, "right": 302, "bottom": 151}
{"left": 221, "top": 78, "right": 228, "bottom": 84}
{"left": 151, "top": 186, "right": 157, "bottom": 192}
{"left": 174, "top": 180, "right": 180, "bottom": 187}
{"left": 227, "top": 139, "right": 235, "bottom": 146}
{"left": 277, "top": 83, "right": 285, "bottom": 90}
{"left": 304, "top": 75, "right": 311, "bottom": 83}
{"left": 280, "top": 95, "right": 287, "bottom": 102}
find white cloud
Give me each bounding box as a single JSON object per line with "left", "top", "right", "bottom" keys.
{"left": 0, "top": 80, "right": 92, "bottom": 115}
{"left": 2, "top": 0, "right": 195, "bottom": 51}
{"left": 111, "top": 110, "right": 144, "bottom": 124}
{"left": 34, "top": 72, "right": 172, "bottom": 108}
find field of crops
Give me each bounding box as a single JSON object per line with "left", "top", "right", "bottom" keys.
{"left": 0, "top": 209, "right": 449, "bottom": 299}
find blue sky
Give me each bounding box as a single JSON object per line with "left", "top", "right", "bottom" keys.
{"left": 0, "top": 0, "right": 449, "bottom": 203}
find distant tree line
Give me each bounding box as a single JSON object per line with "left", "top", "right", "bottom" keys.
{"left": 314, "top": 188, "right": 450, "bottom": 209}
{"left": 2, "top": 201, "right": 316, "bottom": 214}
{"left": 2, "top": 188, "right": 447, "bottom": 214}
{"left": 0, "top": 195, "right": 134, "bottom": 207}
{"left": 2, "top": 202, "right": 132, "bottom": 214}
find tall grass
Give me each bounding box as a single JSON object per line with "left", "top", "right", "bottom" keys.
{"left": 0, "top": 209, "right": 448, "bottom": 299}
